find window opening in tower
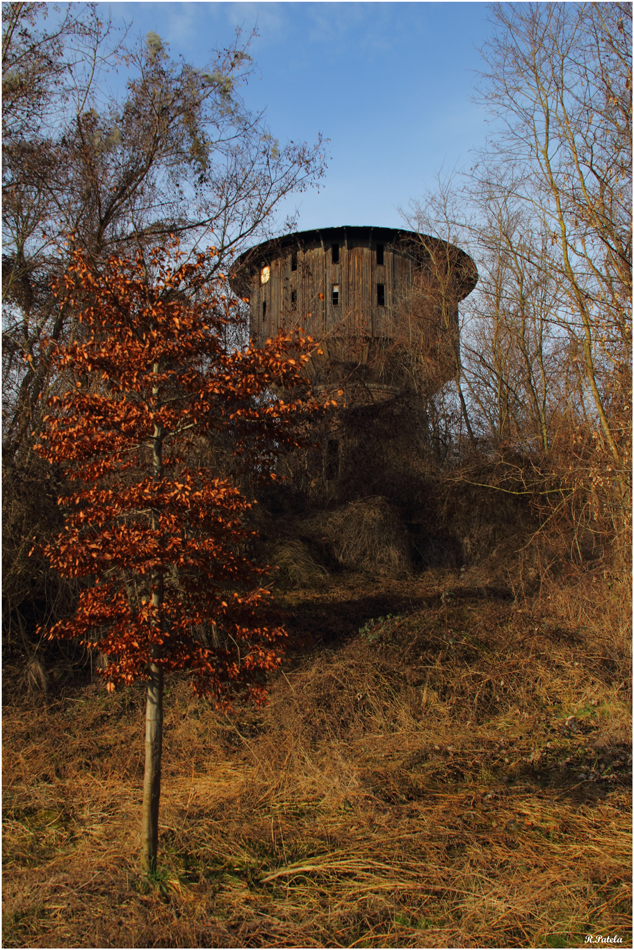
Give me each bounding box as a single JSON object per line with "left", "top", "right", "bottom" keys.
{"left": 332, "top": 284, "right": 339, "bottom": 307}
{"left": 376, "top": 244, "right": 384, "bottom": 266}
{"left": 377, "top": 283, "right": 385, "bottom": 306}
{"left": 331, "top": 243, "right": 339, "bottom": 264}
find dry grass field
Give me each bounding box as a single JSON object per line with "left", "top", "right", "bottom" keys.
{"left": 3, "top": 568, "right": 631, "bottom": 948}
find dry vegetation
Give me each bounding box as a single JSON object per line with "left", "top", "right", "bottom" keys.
{"left": 3, "top": 564, "right": 631, "bottom": 949}
{"left": 3, "top": 5, "right": 630, "bottom": 946}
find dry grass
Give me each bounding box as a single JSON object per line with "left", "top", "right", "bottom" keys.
{"left": 268, "top": 539, "right": 330, "bottom": 590}
{"left": 301, "top": 497, "right": 412, "bottom": 577}
{"left": 3, "top": 570, "right": 631, "bottom": 948}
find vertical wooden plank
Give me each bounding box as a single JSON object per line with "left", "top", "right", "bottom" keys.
{"left": 280, "top": 254, "right": 287, "bottom": 326}
{"left": 321, "top": 234, "right": 327, "bottom": 335}
{"left": 360, "top": 237, "right": 374, "bottom": 333}
{"left": 303, "top": 245, "right": 311, "bottom": 334}
{"left": 348, "top": 234, "right": 356, "bottom": 337}
{"left": 271, "top": 258, "right": 278, "bottom": 336}
{"left": 379, "top": 233, "right": 391, "bottom": 337}
{"left": 297, "top": 244, "right": 304, "bottom": 329}
{"left": 364, "top": 238, "right": 371, "bottom": 336}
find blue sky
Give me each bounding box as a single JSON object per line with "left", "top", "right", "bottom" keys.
{"left": 100, "top": 2, "right": 493, "bottom": 234}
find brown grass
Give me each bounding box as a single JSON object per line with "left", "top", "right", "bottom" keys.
{"left": 268, "top": 539, "right": 330, "bottom": 589}
{"left": 301, "top": 496, "right": 412, "bottom": 577}
{"left": 3, "top": 570, "right": 631, "bottom": 948}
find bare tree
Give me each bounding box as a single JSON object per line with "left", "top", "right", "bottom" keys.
{"left": 473, "top": 2, "right": 631, "bottom": 481}
{"left": 401, "top": 182, "right": 480, "bottom": 449}
{"left": 403, "top": 3, "right": 631, "bottom": 580}
{"left": 2, "top": 2, "right": 327, "bottom": 461}
{"left": 455, "top": 195, "right": 563, "bottom": 454}
{"left": 408, "top": 4, "right": 630, "bottom": 468}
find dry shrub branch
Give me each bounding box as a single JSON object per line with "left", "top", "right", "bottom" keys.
{"left": 301, "top": 497, "right": 412, "bottom": 577}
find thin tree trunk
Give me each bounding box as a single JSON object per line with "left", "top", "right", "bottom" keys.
{"left": 141, "top": 361, "right": 165, "bottom": 875}
{"left": 456, "top": 377, "right": 476, "bottom": 448}
{"left": 141, "top": 660, "right": 163, "bottom": 874}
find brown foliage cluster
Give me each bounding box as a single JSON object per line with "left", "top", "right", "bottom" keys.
{"left": 2, "top": 2, "right": 327, "bottom": 673}
{"left": 32, "top": 242, "right": 327, "bottom": 702}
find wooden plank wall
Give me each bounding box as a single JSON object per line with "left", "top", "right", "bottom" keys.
{"left": 248, "top": 228, "right": 422, "bottom": 349}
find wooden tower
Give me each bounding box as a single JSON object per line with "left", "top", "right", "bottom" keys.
{"left": 230, "top": 225, "right": 477, "bottom": 401}
{"left": 231, "top": 226, "right": 477, "bottom": 496}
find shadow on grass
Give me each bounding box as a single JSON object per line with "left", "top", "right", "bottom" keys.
{"left": 278, "top": 579, "right": 519, "bottom": 651}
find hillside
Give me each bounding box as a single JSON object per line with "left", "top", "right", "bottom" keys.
{"left": 3, "top": 567, "right": 631, "bottom": 949}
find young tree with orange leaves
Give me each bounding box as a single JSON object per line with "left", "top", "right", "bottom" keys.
{"left": 34, "top": 241, "right": 324, "bottom": 873}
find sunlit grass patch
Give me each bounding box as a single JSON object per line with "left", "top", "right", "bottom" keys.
{"left": 3, "top": 572, "right": 631, "bottom": 948}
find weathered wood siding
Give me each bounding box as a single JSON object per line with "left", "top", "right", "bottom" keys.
{"left": 232, "top": 226, "right": 475, "bottom": 394}
{"left": 246, "top": 229, "right": 429, "bottom": 345}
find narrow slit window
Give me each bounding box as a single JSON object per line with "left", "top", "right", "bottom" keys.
{"left": 376, "top": 244, "right": 384, "bottom": 266}
{"left": 262, "top": 300, "right": 267, "bottom": 321}
{"left": 331, "top": 243, "right": 339, "bottom": 264}
{"left": 290, "top": 290, "right": 297, "bottom": 309}
{"left": 291, "top": 251, "right": 297, "bottom": 272}
{"left": 332, "top": 284, "right": 339, "bottom": 306}
{"left": 377, "top": 283, "right": 385, "bottom": 306}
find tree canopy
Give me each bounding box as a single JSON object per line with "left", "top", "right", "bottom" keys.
{"left": 3, "top": 1, "right": 327, "bottom": 461}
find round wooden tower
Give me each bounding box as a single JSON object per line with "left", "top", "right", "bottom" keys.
{"left": 230, "top": 225, "right": 477, "bottom": 401}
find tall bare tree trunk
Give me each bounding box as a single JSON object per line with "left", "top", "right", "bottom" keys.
{"left": 141, "top": 660, "right": 164, "bottom": 874}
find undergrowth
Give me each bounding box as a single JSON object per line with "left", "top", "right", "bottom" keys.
{"left": 3, "top": 569, "right": 631, "bottom": 948}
